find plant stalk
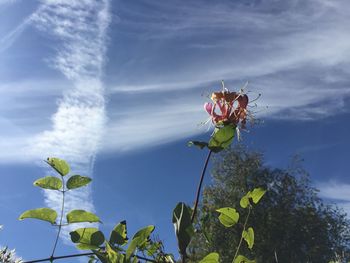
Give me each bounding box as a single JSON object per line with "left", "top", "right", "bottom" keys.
{"left": 191, "top": 150, "right": 212, "bottom": 223}
{"left": 233, "top": 206, "right": 251, "bottom": 261}
{"left": 23, "top": 252, "right": 158, "bottom": 263}
{"left": 50, "top": 177, "right": 66, "bottom": 259}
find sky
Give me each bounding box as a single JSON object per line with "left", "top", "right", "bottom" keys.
{"left": 0, "top": 0, "right": 350, "bottom": 261}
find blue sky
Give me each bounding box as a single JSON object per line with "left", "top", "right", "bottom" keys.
{"left": 0, "top": 0, "right": 350, "bottom": 261}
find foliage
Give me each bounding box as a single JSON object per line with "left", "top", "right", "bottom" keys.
{"left": 18, "top": 157, "right": 174, "bottom": 263}
{"left": 188, "top": 124, "right": 236, "bottom": 153}
{"left": 182, "top": 120, "right": 266, "bottom": 263}
{"left": 188, "top": 146, "right": 350, "bottom": 263}
{"left": 16, "top": 86, "right": 265, "bottom": 262}
{"left": 173, "top": 202, "right": 194, "bottom": 259}
{"left": 13, "top": 85, "right": 349, "bottom": 263}
{"left": 19, "top": 158, "right": 96, "bottom": 226}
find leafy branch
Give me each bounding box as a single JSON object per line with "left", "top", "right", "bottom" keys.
{"left": 51, "top": 175, "right": 65, "bottom": 259}
{"left": 16, "top": 83, "right": 263, "bottom": 263}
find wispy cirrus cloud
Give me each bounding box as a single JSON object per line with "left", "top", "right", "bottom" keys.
{"left": 2, "top": 0, "right": 350, "bottom": 160}
{"left": 20, "top": 0, "right": 112, "bottom": 238}
{"left": 0, "top": 13, "right": 32, "bottom": 53}
{"left": 100, "top": 0, "right": 350, "bottom": 152}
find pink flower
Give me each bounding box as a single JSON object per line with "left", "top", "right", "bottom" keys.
{"left": 204, "top": 90, "right": 249, "bottom": 128}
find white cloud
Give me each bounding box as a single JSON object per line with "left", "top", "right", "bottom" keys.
{"left": 0, "top": 14, "right": 32, "bottom": 53}
{"left": 318, "top": 182, "right": 350, "bottom": 202}
{"left": 99, "top": 0, "right": 350, "bottom": 151}
{"left": 317, "top": 181, "right": 350, "bottom": 216}
{"left": 2, "top": 0, "right": 350, "bottom": 160}
{"left": 19, "top": 0, "right": 111, "bottom": 238}
{"left": 103, "top": 98, "right": 206, "bottom": 153}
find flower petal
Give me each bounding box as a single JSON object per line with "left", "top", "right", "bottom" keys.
{"left": 238, "top": 94, "right": 249, "bottom": 108}
{"left": 204, "top": 102, "right": 213, "bottom": 115}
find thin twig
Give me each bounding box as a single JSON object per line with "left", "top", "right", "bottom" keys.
{"left": 191, "top": 150, "right": 212, "bottom": 223}
{"left": 23, "top": 252, "right": 158, "bottom": 263}
{"left": 50, "top": 177, "right": 66, "bottom": 259}
{"left": 23, "top": 252, "right": 94, "bottom": 263}
{"left": 233, "top": 206, "right": 251, "bottom": 261}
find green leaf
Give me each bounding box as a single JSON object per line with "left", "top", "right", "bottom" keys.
{"left": 188, "top": 141, "right": 208, "bottom": 149}
{"left": 250, "top": 188, "right": 266, "bottom": 204}
{"left": 76, "top": 244, "right": 100, "bottom": 250}
{"left": 33, "top": 176, "right": 62, "bottom": 190}
{"left": 233, "top": 255, "right": 256, "bottom": 263}
{"left": 110, "top": 220, "right": 128, "bottom": 246}
{"left": 132, "top": 225, "right": 155, "bottom": 241}
{"left": 70, "top": 228, "right": 105, "bottom": 248}
{"left": 242, "top": 227, "right": 254, "bottom": 249}
{"left": 67, "top": 210, "right": 101, "bottom": 224}
{"left": 240, "top": 188, "right": 266, "bottom": 208}
{"left": 208, "top": 125, "right": 235, "bottom": 149}
{"left": 146, "top": 242, "right": 161, "bottom": 256}
{"left": 240, "top": 192, "right": 251, "bottom": 209}
{"left": 46, "top": 157, "right": 70, "bottom": 176}
{"left": 132, "top": 225, "right": 155, "bottom": 250}
{"left": 216, "top": 207, "right": 239, "bottom": 227}
{"left": 208, "top": 146, "right": 225, "bottom": 153}
{"left": 199, "top": 252, "right": 219, "bottom": 263}
{"left": 172, "top": 202, "right": 194, "bottom": 258}
{"left": 126, "top": 225, "right": 155, "bottom": 260}
{"left": 116, "top": 253, "right": 125, "bottom": 263}
{"left": 66, "top": 175, "right": 92, "bottom": 190}
{"left": 132, "top": 255, "right": 138, "bottom": 263}
{"left": 126, "top": 237, "right": 139, "bottom": 260}
{"left": 19, "top": 208, "right": 57, "bottom": 224}
{"left": 106, "top": 242, "right": 119, "bottom": 262}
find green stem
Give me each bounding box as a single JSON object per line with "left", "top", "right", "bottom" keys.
{"left": 50, "top": 177, "right": 66, "bottom": 259}
{"left": 191, "top": 150, "right": 212, "bottom": 223}
{"left": 22, "top": 252, "right": 158, "bottom": 263}
{"left": 233, "top": 206, "right": 251, "bottom": 261}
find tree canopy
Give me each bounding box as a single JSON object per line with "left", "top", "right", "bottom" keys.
{"left": 189, "top": 146, "right": 350, "bottom": 263}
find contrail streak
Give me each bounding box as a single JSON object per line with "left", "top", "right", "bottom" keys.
{"left": 28, "top": 0, "right": 111, "bottom": 239}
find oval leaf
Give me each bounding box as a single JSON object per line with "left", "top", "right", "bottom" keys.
{"left": 147, "top": 242, "right": 162, "bottom": 256}
{"left": 70, "top": 227, "right": 105, "bottom": 247}
{"left": 126, "top": 237, "right": 139, "bottom": 260}
{"left": 216, "top": 207, "right": 239, "bottom": 227}
{"left": 19, "top": 208, "right": 57, "bottom": 224}
{"left": 233, "top": 255, "right": 256, "bottom": 263}
{"left": 172, "top": 202, "right": 194, "bottom": 257}
{"left": 199, "top": 252, "right": 219, "bottom": 263}
{"left": 240, "top": 192, "right": 251, "bottom": 209}
{"left": 242, "top": 227, "right": 254, "bottom": 249}
{"left": 126, "top": 225, "right": 155, "bottom": 260}
{"left": 132, "top": 225, "right": 155, "bottom": 241}
{"left": 66, "top": 175, "right": 92, "bottom": 190}
{"left": 110, "top": 220, "right": 128, "bottom": 246}
{"left": 208, "top": 125, "right": 235, "bottom": 149}
{"left": 46, "top": 157, "right": 70, "bottom": 176}
{"left": 106, "top": 242, "right": 120, "bottom": 262}
{"left": 33, "top": 176, "right": 62, "bottom": 190}
{"left": 188, "top": 141, "right": 208, "bottom": 150}
{"left": 250, "top": 188, "right": 266, "bottom": 204}
{"left": 67, "top": 210, "right": 101, "bottom": 224}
